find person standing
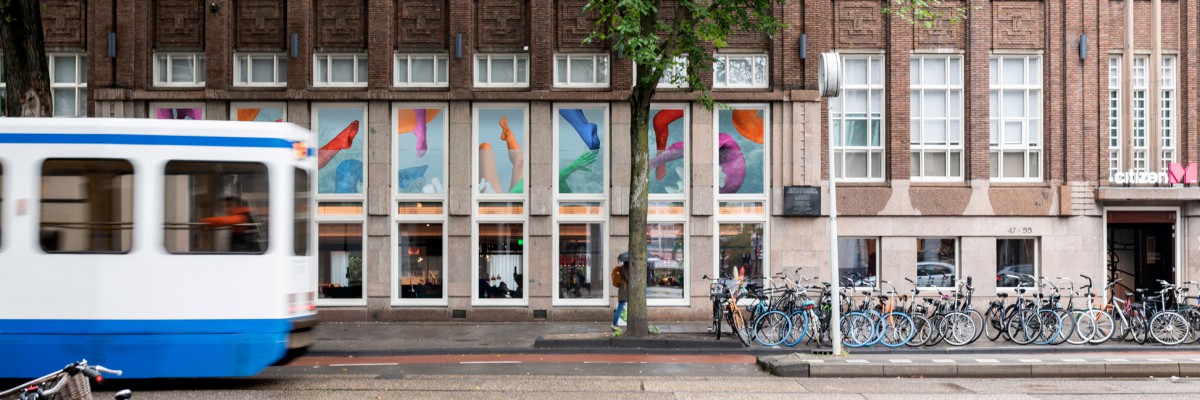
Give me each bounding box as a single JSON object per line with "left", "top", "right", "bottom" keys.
{"left": 612, "top": 253, "right": 630, "bottom": 331}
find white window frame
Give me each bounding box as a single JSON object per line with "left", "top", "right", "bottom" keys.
{"left": 915, "top": 237, "right": 959, "bottom": 290}
{"left": 149, "top": 102, "right": 206, "bottom": 120}
{"left": 471, "top": 104, "right": 530, "bottom": 306}
{"left": 713, "top": 53, "right": 768, "bottom": 89}
{"left": 839, "top": 237, "right": 881, "bottom": 290}
{"left": 714, "top": 104, "right": 770, "bottom": 303}
{"left": 910, "top": 54, "right": 964, "bottom": 181}
{"left": 233, "top": 53, "right": 287, "bottom": 87}
{"left": 552, "top": 103, "right": 610, "bottom": 306}
{"left": 1108, "top": 55, "right": 1122, "bottom": 181}
{"left": 1131, "top": 56, "right": 1148, "bottom": 173}
{"left": 989, "top": 54, "right": 1043, "bottom": 181}
{"left": 995, "top": 237, "right": 1040, "bottom": 291}
{"left": 474, "top": 54, "right": 529, "bottom": 88}
{"left": 153, "top": 52, "right": 205, "bottom": 87}
{"left": 647, "top": 103, "right": 690, "bottom": 306}
{"left": 394, "top": 53, "right": 449, "bottom": 88}
{"left": 1160, "top": 54, "right": 1176, "bottom": 171}
{"left": 229, "top": 102, "right": 287, "bottom": 122}
{"left": 634, "top": 56, "right": 690, "bottom": 89}
{"left": 830, "top": 53, "right": 885, "bottom": 182}
{"left": 312, "top": 102, "right": 369, "bottom": 306}
{"left": 49, "top": 52, "right": 87, "bottom": 118}
{"left": 553, "top": 53, "right": 610, "bottom": 88}
{"left": 392, "top": 102, "right": 449, "bottom": 306}
{"left": 313, "top": 53, "right": 368, "bottom": 87}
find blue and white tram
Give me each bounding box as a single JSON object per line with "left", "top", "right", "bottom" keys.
{"left": 0, "top": 118, "right": 318, "bottom": 378}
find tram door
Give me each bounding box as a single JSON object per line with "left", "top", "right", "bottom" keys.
{"left": 1106, "top": 211, "right": 1176, "bottom": 297}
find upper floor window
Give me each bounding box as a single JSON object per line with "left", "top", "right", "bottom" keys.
{"left": 830, "top": 54, "right": 885, "bottom": 181}
{"left": 1160, "top": 55, "right": 1176, "bottom": 171}
{"left": 234, "top": 53, "right": 287, "bottom": 87}
{"left": 713, "top": 54, "right": 767, "bottom": 89}
{"left": 475, "top": 54, "right": 529, "bottom": 88}
{"left": 154, "top": 52, "right": 205, "bottom": 87}
{"left": 395, "top": 53, "right": 449, "bottom": 87}
{"left": 1108, "top": 56, "right": 1121, "bottom": 180}
{"left": 989, "top": 55, "right": 1042, "bottom": 181}
{"left": 314, "top": 53, "right": 367, "bottom": 87}
{"left": 50, "top": 53, "right": 88, "bottom": 117}
{"left": 554, "top": 54, "right": 609, "bottom": 88}
{"left": 910, "top": 55, "right": 963, "bottom": 181}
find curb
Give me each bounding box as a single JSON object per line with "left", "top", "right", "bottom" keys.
{"left": 758, "top": 356, "right": 1200, "bottom": 378}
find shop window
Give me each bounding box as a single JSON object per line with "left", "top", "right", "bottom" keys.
{"left": 916, "top": 238, "right": 958, "bottom": 288}
{"left": 318, "top": 223, "right": 364, "bottom": 300}
{"left": 474, "top": 54, "right": 529, "bottom": 88}
{"left": 839, "top": 238, "right": 878, "bottom": 287}
{"left": 313, "top": 104, "right": 367, "bottom": 195}
{"left": 50, "top": 53, "right": 87, "bottom": 117}
{"left": 558, "top": 223, "right": 604, "bottom": 300}
{"left": 996, "top": 238, "right": 1037, "bottom": 288}
{"left": 150, "top": 102, "right": 205, "bottom": 120}
{"left": 554, "top": 54, "right": 609, "bottom": 88}
{"left": 478, "top": 223, "right": 524, "bottom": 301}
{"left": 231, "top": 102, "right": 286, "bottom": 122}
{"left": 647, "top": 223, "right": 686, "bottom": 300}
{"left": 715, "top": 106, "right": 768, "bottom": 197}
{"left": 989, "top": 54, "right": 1042, "bottom": 180}
{"left": 395, "top": 105, "right": 445, "bottom": 194}
{"left": 475, "top": 107, "right": 527, "bottom": 195}
{"left": 153, "top": 52, "right": 205, "bottom": 87}
{"left": 314, "top": 53, "right": 367, "bottom": 87}
{"left": 718, "top": 223, "right": 764, "bottom": 280}
{"left": 910, "top": 55, "right": 963, "bottom": 181}
{"left": 163, "top": 161, "right": 269, "bottom": 254}
{"left": 713, "top": 54, "right": 767, "bottom": 88}
{"left": 398, "top": 223, "right": 444, "bottom": 300}
{"left": 395, "top": 53, "right": 449, "bottom": 87}
{"left": 830, "top": 54, "right": 885, "bottom": 181}
{"left": 294, "top": 168, "right": 311, "bottom": 256}
{"left": 40, "top": 159, "right": 134, "bottom": 253}
{"left": 234, "top": 53, "right": 287, "bottom": 87}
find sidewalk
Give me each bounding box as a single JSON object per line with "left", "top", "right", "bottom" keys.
{"left": 758, "top": 351, "right": 1200, "bottom": 378}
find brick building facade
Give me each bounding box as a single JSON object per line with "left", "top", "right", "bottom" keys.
{"left": 10, "top": 0, "right": 1200, "bottom": 321}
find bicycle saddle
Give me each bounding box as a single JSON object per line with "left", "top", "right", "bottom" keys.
{"left": 997, "top": 292, "right": 1009, "bottom": 298}
{"left": 1125, "top": 291, "right": 1134, "bottom": 297}
{"left": 1144, "top": 295, "right": 1161, "bottom": 302}
{"left": 1136, "top": 288, "right": 1148, "bottom": 293}
{"left": 1017, "top": 288, "right": 1027, "bottom": 294}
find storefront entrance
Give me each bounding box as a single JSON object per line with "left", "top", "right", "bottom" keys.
{"left": 1106, "top": 210, "right": 1177, "bottom": 295}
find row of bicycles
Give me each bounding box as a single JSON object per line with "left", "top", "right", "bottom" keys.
{"left": 707, "top": 268, "right": 1200, "bottom": 348}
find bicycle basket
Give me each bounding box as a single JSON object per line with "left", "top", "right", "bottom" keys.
{"left": 57, "top": 372, "right": 92, "bottom": 400}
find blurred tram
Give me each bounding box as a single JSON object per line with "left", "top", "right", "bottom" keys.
{"left": 0, "top": 118, "right": 318, "bottom": 378}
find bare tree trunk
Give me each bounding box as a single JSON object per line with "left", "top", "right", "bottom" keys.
{"left": 625, "top": 86, "right": 653, "bottom": 338}
{"left": 0, "top": 0, "right": 53, "bottom": 117}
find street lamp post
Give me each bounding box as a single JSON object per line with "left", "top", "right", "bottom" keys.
{"left": 818, "top": 52, "right": 843, "bottom": 355}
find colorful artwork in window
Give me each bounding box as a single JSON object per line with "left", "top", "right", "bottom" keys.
{"left": 396, "top": 107, "right": 445, "bottom": 194}
{"left": 151, "top": 104, "right": 204, "bottom": 120}
{"left": 233, "top": 106, "right": 284, "bottom": 122}
{"left": 557, "top": 107, "right": 604, "bottom": 194}
{"left": 716, "top": 108, "right": 766, "bottom": 194}
{"left": 315, "top": 106, "right": 365, "bottom": 194}
{"left": 649, "top": 107, "right": 686, "bottom": 195}
{"left": 477, "top": 108, "right": 526, "bottom": 195}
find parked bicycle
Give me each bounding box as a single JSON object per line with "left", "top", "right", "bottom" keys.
{"left": 0, "top": 360, "right": 129, "bottom": 400}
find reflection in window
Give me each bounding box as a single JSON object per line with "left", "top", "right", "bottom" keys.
{"left": 399, "top": 223, "right": 444, "bottom": 300}
{"left": 997, "top": 239, "right": 1037, "bottom": 288}
{"left": 478, "top": 223, "right": 524, "bottom": 300}
{"left": 294, "top": 168, "right": 310, "bottom": 256}
{"left": 318, "top": 223, "right": 364, "bottom": 299}
{"left": 648, "top": 107, "right": 687, "bottom": 195}
{"left": 648, "top": 223, "right": 685, "bottom": 299}
{"left": 916, "top": 238, "right": 958, "bottom": 287}
{"left": 558, "top": 223, "right": 603, "bottom": 300}
{"left": 40, "top": 159, "right": 134, "bottom": 253}
{"left": 718, "top": 223, "right": 763, "bottom": 280}
{"left": 163, "top": 161, "right": 269, "bottom": 253}
{"left": 839, "top": 238, "right": 878, "bottom": 287}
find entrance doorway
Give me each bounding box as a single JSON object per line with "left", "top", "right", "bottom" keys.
{"left": 1106, "top": 210, "right": 1176, "bottom": 296}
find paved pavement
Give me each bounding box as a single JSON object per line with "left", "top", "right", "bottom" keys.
{"left": 758, "top": 350, "right": 1200, "bottom": 378}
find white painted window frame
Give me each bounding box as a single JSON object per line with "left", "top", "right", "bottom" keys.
{"left": 552, "top": 104, "right": 610, "bottom": 306}
{"left": 989, "top": 54, "right": 1043, "bottom": 181}
{"left": 312, "top": 102, "right": 369, "bottom": 306}
{"left": 647, "top": 103, "right": 690, "bottom": 306}
{"left": 1160, "top": 54, "right": 1176, "bottom": 171}
{"left": 471, "top": 103, "right": 530, "bottom": 306}
{"left": 910, "top": 54, "right": 964, "bottom": 181}
{"left": 233, "top": 53, "right": 287, "bottom": 87}
{"left": 713, "top": 53, "right": 768, "bottom": 89}
{"left": 49, "top": 52, "right": 87, "bottom": 117}
{"left": 313, "top": 53, "right": 368, "bottom": 87}
{"left": 830, "top": 53, "right": 886, "bottom": 182}
{"left": 553, "top": 53, "right": 610, "bottom": 88}
{"left": 394, "top": 53, "right": 449, "bottom": 88}
{"left": 1108, "top": 55, "right": 1122, "bottom": 181}
{"left": 474, "top": 54, "right": 530, "bottom": 88}
{"left": 392, "top": 102, "right": 449, "bottom": 306}
{"left": 153, "top": 52, "right": 206, "bottom": 87}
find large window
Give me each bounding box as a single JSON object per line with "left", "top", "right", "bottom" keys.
{"left": 478, "top": 223, "right": 524, "bottom": 301}
{"left": 555, "top": 104, "right": 608, "bottom": 304}
{"left": 398, "top": 223, "right": 444, "bottom": 300}
{"left": 318, "top": 223, "right": 364, "bottom": 300}
{"left": 554, "top": 54, "right": 609, "bottom": 88}
{"left": 715, "top": 105, "right": 768, "bottom": 283}
{"left": 1160, "top": 55, "right": 1176, "bottom": 171}
{"left": 314, "top": 104, "right": 366, "bottom": 195}
{"left": 314, "top": 53, "right": 368, "bottom": 87}
{"left": 1108, "top": 56, "right": 1121, "bottom": 180}
{"left": 474, "top": 105, "right": 528, "bottom": 305}
{"left": 989, "top": 55, "right": 1042, "bottom": 180}
{"left": 1132, "top": 56, "right": 1148, "bottom": 173}
{"left": 294, "top": 168, "right": 311, "bottom": 256}
{"left": 910, "top": 55, "right": 963, "bottom": 180}
{"left": 713, "top": 54, "right": 768, "bottom": 89}
{"left": 830, "top": 54, "right": 885, "bottom": 181}
{"left": 475, "top": 54, "right": 529, "bottom": 88}
{"left": 151, "top": 102, "right": 205, "bottom": 120}
{"left": 647, "top": 221, "right": 685, "bottom": 300}
{"left": 40, "top": 159, "right": 134, "bottom": 253}
{"left": 231, "top": 102, "right": 286, "bottom": 122}
{"left": 394, "top": 103, "right": 448, "bottom": 305}
{"left": 153, "top": 52, "right": 205, "bottom": 87}
{"left": 718, "top": 223, "right": 764, "bottom": 281}
{"left": 234, "top": 53, "right": 287, "bottom": 87}
{"left": 164, "top": 161, "right": 269, "bottom": 254}
{"left": 996, "top": 238, "right": 1037, "bottom": 288}
{"left": 648, "top": 105, "right": 688, "bottom": 304}
{"left": 839, "top": 238, "right": 879, "bottom": 288}
{"left": 395, "top": 53, "right": 449, "bottom": 87}
{"left": 916, "top": 238, "right": 958, "bottom": 288}
{"left": 50, "top": 53, "right": 87, "bottom": 117}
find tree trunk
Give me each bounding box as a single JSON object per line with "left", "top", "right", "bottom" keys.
{"left": 625, "top": 86, "right": 654, "bottom": 338}
{"left": 0, "top": 0, "right": 53, "bottom": 117}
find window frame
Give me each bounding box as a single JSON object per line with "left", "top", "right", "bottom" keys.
{"left": 838, "top": 237, "right": 881, "bottom": 290}
{"left": 394, "top": 53, "right": 450, "bottom": 88}
{"left": 915, "top": 237, "right": 959, "bottom": 290}
{"left": 909, "top": 54, "right": 964, "bottom": 182}
{"left": 712, "top": 104, "right": 770, "bottom": 289}
{"left": 162, "top": 160, "right": 271, "bottom": 255}
{"left": 989, "top": 54, "right": 1043, "bottom": 181}
{"left": 553, "top": 53, "right": 611, "bottom": 88}
{"left": 1108, "top": 55, "right": 1122, "bottom": 181}
{"left": 474, "top": 54, "right": 530, "bottom": 88}
{"left": 647, "top": 103, "right": 690, "bottom": 306}
{"left": 995, "top": 237, "right": 1039, "bottom": 291}
{"left": 294, "top": 167, "right": 312, "bottom": 257}
{"left": 1159, "top": 54, "right": 1176, "bottom": 171}
{"left": 634, "top": 56, "right": 690, "bottom": 89}
{"left": 39, "top": 158, "right": 135, "bottom": 254}
{"left": 830, "top": 53, "right": 886, "bottom": 182}
{"left": 552, "top": 103, "right": 610, "bottom": 306}
{"left": 233, "top": 52, "right": 287, "bottom": 88}
{"left": 313, "top": 53, "right": 368, "bottom": 87}
{"left": 471, "top": 103, "right": 530, "bottom": 306}
{"left": 229, "top": 101, "right": 287, "bottom": 122}
{"left": 152, "top": 52, "right": 206, "bottom": 87}
{"left": 392, "top": 102, "right": 449, "bottom": 306}
{"left": 312, "top": 102, "right": 368, "bottom": 306}
{"left": 712, "top": 53, "right": 768, "bottom": 89}
{"left": 49, "top": 52, "right": 87, "bottom": 117}
{"left": 1131, "top": 56, "right": 1148, "bottom": 173}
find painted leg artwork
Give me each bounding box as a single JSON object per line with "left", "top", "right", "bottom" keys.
{"left": 717, "top": 133, "right": 746, "bottom": 194}
{"left": 156, "top": 108, "right": 202, "bottom": 120}
{"left": 318, "top": 120, "right": 360, "bottom": 169}
{"left": 731, "top": 109, "right": 764, "bottom": 144}
{"left": 396, "top": 108, "right": 440, "bottom": 158}
{"left": 653, "top": 109, "right": 684, "bottom": 180}
{"left": 478, "top": 142, "right": 503, "bottom": 194}
{"left": 648, "top": 141, "right": 685, "bottom": 172}
{"left": 558, "top": 109, "right": 600, "bottom": 151}
{"left": 498, "top": 116, "right": 525, "bottom": 193}
{"left": 335, "top": 160, "right": 363, "bottom": 194}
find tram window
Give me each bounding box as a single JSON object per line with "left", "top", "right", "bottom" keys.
{"left": 294, "top": 168, "right": 311, "bottom": 256}
{"left": 0, "top": 161, "right": 4, "bottom": 250}
{"left": 40, "top": 159, "right": 135, "bottom": 253}
{"left": 164, "top": 161, "right": 269, "bottom": 254}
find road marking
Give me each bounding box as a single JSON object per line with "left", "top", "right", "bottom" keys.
{"left": 806, "top": 359, "right": 825, "bottom": 363}
{"left": 329, "top": 363, "right": 399, "bottom": 367}
{"left": 1105, "top": 358, "right": 1129, "bottom": 362}
{"left": 1062, "top": 359, "right": 1086, "bottom": 363}
{"left": 1148, "top": 358, "right": 1172, "bottom": 362}
{"left": 932, "top": 359, "right": 956, "bottom": 364}
{"left": 976, "top": 359, "right": 999, "bottom": 363}
{"left": 1190, "top": 358, "right": 1200, "bottom": 362}
{"left": 889, "top": 359, "right": 913, "bottom": 364}
{"left": 1018, "top": 359, "right": 1043, "bottom": 363}
{"left": 846, "top": 359, "right": 869, "bottom": 364}
{"left": 459, "top": 361, "right": 521, "bottom": 364}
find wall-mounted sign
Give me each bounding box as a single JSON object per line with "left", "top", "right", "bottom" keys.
{"left": 1168, "top": 162, "right": 1198, "bottom": 185}
{"left": 1112, "top": 162, "right": 1198, "bottom": 185}
{"left": 783, "top": 186, "right": 821, "bottom": 216}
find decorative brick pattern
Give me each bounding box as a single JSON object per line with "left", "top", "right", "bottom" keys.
{"left": 315, "top": 0, "right": 366, "bottom": 48}
{"left": 396, "top": 0, "right": 447, "bottom": 49}
{"left": 835, "top": 1, "right": 884, "bottom": 49}
{"left": 992, "top": 2, "right": 1044, "bottom": 49}
{"left": 235, "top": 0, "right": 287, "bottom": 49}
{"left": 154, "top": 0, "right": 205, "bottom": 49}
{"left": 476, "top": 0, "right": 527, "bottom": 49}
{"left": 42, "top": 0, "right": 86, "bottom": 48}
{"left": 557, "top": 0, "right": 603, "bottom": 49}
{"left": 913, "top": 2, "right": 966, "bottom": 50}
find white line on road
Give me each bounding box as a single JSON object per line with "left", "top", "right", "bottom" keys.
{"left": 846, "top": 359, "right": 869, "bottom": 364}
{"left": 1105, "top": 358, "right": 1128, "bottom": 362}
{"left": 1018, "top": 359, "right": 1043, "bottom": 363}
{"left": 806, "top": 359, "right": 825, "bottom": 363}
{"left": 1147, "top": 358, "right": 1172, "bottom": 362}
{"left": 460, "top": 361, "right": 521, "bottom": 364}
{"left": 329, "top": 363, "right": 399, "bottom": 367}
{"left": 932, "top": 359, "right": 956, "bottom": 364}
{"left": 1061, "top": 359, "right": 1087, "bottom": 363}
{"left": 976, "top": 359, "right": 999, "bottom": 363}
{"left": 889, "top": 359, "right": 913, "bottom": 364}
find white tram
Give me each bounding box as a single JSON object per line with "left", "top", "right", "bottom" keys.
{"left": 0, "top": 118, "right": 317, "bottom": 378}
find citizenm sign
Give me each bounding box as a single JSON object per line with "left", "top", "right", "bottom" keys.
{"left": 1112, "top": 162, "right": 1198, "bottom": 185}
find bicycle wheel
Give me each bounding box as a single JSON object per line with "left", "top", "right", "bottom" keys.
{"left": 924, "top": 315, "right": 945, "bottom": 346}
{"left": 964, "top": 308, "right": 985, "bottom": 344}
{"left": 1128, "top": 311, "right": 1147, "bottom": 344}
{"left": 783, "top": 311, "right": 810, "bottom": 347}
{"left": 878, "top": 312, "right": 915, "bottom": 348}
{"left": 907, "top": 314, "right": 933, "bottom": 347}
{"left": 1086, "top": 308, "right": 1115, "bottom": 344}
{"left": 1182, "top": 308, "right": 1200, "bottom": 344}
{"left": 1029, "top": 310, "right": 1061, "bottom": 345}
{"left": 842, "top": 312, "right": 875, "bottom": 348}
{"left": 1008, "top": 307, "right": 1037, "bottom": 345}
{"left": 727, "top": 306, "right": 752, "bottom": 347}
{"left": 984, "top": 304, "right": 1004, "bottom": 341}
{"left": 862, "top": 311, "right": 884, "bottom": 346}
{"left": 753, "top": 310, "right": 791, "bottom": 346}
{"left": 1065, "top": 310, "right": 1095, "bottom": 345}
{"left": 1150, "top": 311, "right": 1189, "bottom": 345}
{"left": 941, "top": 312, "right": 976, "bottom": 346}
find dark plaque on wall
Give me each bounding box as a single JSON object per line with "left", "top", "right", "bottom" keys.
{"left": 783, "top": 186, "right": 821, "bottom": 216}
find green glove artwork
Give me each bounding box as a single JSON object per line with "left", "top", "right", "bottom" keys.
{"left": 558, "top": 151, "right": 599, "bottom": 194}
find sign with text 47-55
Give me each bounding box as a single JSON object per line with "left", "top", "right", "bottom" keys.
{"left": 1112, "top": 162, "right": 1197, "bottom": 185}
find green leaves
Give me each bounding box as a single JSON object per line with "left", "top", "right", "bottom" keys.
{"left": 882, "top": 0, "right": 972, "bottom": 30}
